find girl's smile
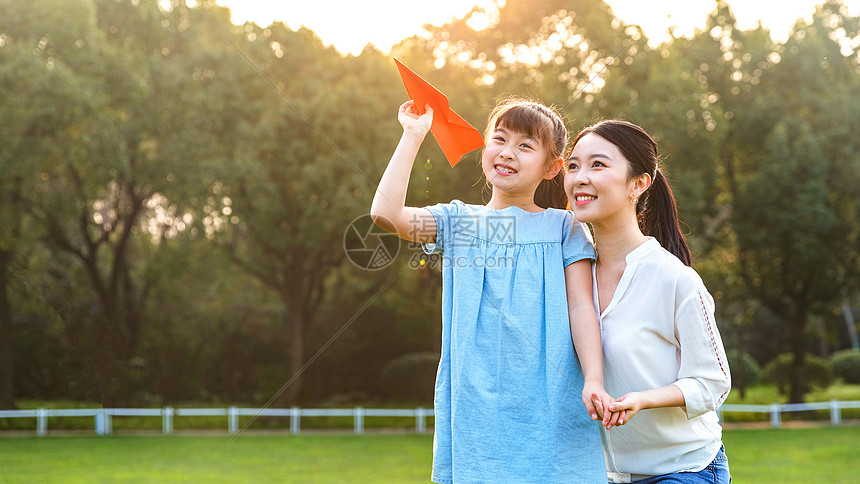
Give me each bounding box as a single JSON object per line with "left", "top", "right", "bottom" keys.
{"left": 493, "top": 162, "right": 517, "bottom": 175}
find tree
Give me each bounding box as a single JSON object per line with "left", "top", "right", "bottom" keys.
{"left": 5, "top": 0, "right": 217, "bottom": 405}
{"left": 0, "top": 0, "right": 111, "bottom": 408}
{"left": 207, "top": 21, "right": 406, "bottom": 404}
{"left": 722, "top": 1, "right": 860, "bottom": 402}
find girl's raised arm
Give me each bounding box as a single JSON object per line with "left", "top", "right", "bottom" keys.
{"left": 370, "top": 101, "right": 437, "bottom": 244}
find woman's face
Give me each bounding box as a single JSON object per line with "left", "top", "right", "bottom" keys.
{"left": 564, "top": 133, "right": 638, "bottom": 225}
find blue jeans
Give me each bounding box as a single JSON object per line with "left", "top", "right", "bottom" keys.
{"left": 630, "top": 446, "right": 730, "bottom": 484}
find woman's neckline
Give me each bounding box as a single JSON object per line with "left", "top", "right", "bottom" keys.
{"left": 595, "top": 236, "right": 656, "bottom": 266}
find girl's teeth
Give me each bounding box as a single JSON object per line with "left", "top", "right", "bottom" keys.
{"left": 496, "top": 166, "right": 515, "bottom": 173}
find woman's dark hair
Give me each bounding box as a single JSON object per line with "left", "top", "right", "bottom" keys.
{"left": 484, "top": 98, "right": 568, "bottom": 209}
{"left": 572, "top": 120, "right": 692, "bottom": 266}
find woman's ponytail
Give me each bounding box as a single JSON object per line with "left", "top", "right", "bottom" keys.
{"left": 639, "top": 169, "right": 691, "bottom": 266}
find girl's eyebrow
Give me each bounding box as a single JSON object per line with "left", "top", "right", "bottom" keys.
{"left": 494, "top": 127, "right": 539, "bottom": 144}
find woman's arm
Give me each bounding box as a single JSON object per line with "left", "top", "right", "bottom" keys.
{"left": 671, "top": 289, "right": 732, "bottom": 418}
{"left": 564, "top": 259, "right": 613, "bottom": 423}
{"left": 607, "top": 385, "right": 686, "bottom": 427}
{"left": 609, "top": 288, "right": 731, "bottom": 427}
{"left": 370, "top": 101, "right": 437, "bottom": 243}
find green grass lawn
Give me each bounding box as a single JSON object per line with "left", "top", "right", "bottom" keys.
{"left": 0, "top": 427, "right": 858, "bottom": 483}
{"left": 722, "top": 427, "right": 860, "bottom": 483}
{"left": 0, "top": 433, "right": 432, "bottom": 483}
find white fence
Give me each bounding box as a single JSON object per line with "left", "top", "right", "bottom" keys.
{"left": 719, "top": 400, "right": 860, "bottom": 428}
{"left": 2, "top": 401, "right": 860, "bottom": 435}
{"left": 0, "top": 406, "right": 434, "bottom": 436}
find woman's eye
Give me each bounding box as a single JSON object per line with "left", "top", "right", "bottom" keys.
{"left": 567, "top": 162, "right": 578, "bottom": 170}
{"left": 593, "top": 161, "right": 605, "bottom": 167}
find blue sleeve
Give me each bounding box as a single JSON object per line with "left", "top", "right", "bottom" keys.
{"left": 422, "top": 200, "right": 461, "bottom": 255}
{"left": 562, "top": 210, "right": 596, "bottom": 266}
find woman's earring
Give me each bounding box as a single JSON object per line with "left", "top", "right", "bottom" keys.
{"left": 631, "top": 194, "right": 638, "bottom": 204}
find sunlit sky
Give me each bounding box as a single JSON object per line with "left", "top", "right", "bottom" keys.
{"left": 215, "top": 0, "right": 860, "bottom": 55}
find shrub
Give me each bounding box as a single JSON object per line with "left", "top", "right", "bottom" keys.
{"left": 831, "top": 350, "right": 860, "bottom": 384}
{"left": 761, "top": 353, "right": 832, "bottom": 394}
{"left": 727, "top": 350, "right": 761, "bottom": 385}
{"left": 379, "top": 352, "right": 439, "bottom": 403}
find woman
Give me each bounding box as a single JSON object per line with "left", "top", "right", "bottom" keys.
{"left": 565, "top": 120, "right": 731, "bottom": 484}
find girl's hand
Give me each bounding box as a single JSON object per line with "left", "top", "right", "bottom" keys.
{"left": 608, "top": 392, "right": 645, "bottom": 427}
{"left": 582, "top": 382, "right": 613, "bottom": 423}
{"left": 398, "top": 100, "right": 433, "bottom": 136}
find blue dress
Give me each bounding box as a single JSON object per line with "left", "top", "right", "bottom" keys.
{"left": 423, "top": 200, "right": 606, "bottom": 484}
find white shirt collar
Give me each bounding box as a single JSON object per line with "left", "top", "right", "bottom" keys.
{"left": 624, "top": 237, "right": 660, "bottom": 265}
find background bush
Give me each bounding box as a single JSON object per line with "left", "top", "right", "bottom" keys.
{"left": 831, "top": 350, "right": 860, "bottom": 384}
{"left": 761, "top": 353, "right": 832, "bottom": 394}
{"left": 379, "top": 352, "right": 439, "bottom": 403}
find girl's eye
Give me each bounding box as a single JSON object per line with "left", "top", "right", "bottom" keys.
{"left": 520, "top": 143, "right": 533, "bottom": 150}
{"left": 493, "top": 136, "right": 505, "bottom": 142}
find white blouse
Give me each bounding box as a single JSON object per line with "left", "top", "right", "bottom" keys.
{"left": 594, "top": 238, "right": 731, "bottom": 483}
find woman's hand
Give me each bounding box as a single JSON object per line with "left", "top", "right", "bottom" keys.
{"left": 398, "top": 100, "right": 433, "bottom": 136}
{"left": 605, "top": 386, "right": 685, "bottom": 428}
{"left": 608, "top": 392, "right": 645, "bottom": 427}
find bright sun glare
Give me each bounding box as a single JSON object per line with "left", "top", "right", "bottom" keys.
{"left": 213, "top": 0, "right": 860, "bottom": 55}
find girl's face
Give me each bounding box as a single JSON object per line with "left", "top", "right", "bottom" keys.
{"left": 564, "top": 133, "right": 645, "bottom": 224}
{"left": 481, "top": 126, "right": 558, "bottom": 194}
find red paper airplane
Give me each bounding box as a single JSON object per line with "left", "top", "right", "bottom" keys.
{"left": 394, "top": 59, "right": 484, "bottom": 167}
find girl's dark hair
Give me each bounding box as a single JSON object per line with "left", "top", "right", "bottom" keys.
{"left": 484, "top": 98, "right": 568, "bottom": 209}
{"left": 572, "top": 120, "right": 692, "bottom": 266}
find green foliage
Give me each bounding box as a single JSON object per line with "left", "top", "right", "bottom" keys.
{"left": 724, "top": 383, "right": 860, "bottom": 405}
{"left": 831, "top": 350, "right": 860, "bottom": 384}
{"left": 761, "top": 353, "right": 833, "bottom": 394}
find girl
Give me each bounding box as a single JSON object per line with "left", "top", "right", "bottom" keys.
{"left": 565, "top": 120, "right": 731, "bottom": 483}
{"left": 371, "top": 98, "right": 609, "bottom": 483}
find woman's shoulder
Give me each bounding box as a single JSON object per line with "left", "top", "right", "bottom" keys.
{"left": 643, "top": 242, "right": 708, "bottom": 292}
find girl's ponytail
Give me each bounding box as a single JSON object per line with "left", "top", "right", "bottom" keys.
{"left": 639, "top": 169, "right": 691, "bottom": 266}
{"left": 535, "top": 171, "right": 568, "bottom": 209}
